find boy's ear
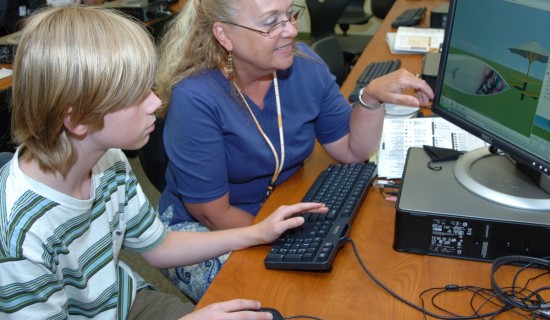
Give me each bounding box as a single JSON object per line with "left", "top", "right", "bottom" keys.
{"left": 63, "top": 107, "right": 88, "bottom": 136}
{"left": 212, "top": 22, "right": 233, "bottom": 52}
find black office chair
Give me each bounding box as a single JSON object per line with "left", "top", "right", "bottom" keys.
{"left": 311, "top": 36, "right": 347, "bottom": 86}
{"left": 337, "top": 0, "right": 372, "bottom": 36}
{"left": 305, "top": 0, "right": 372, "bottom": 68}
{"left": 137, "top": 117, "right": 168, "bottom": 192}
{"left": 371, "top": 0, "right": 395, "bottom": 20}
{"left": 306, "top": 0, "right": 347, "bottom": 42}
{"left": 146, "top": 12, "right": 175, "bottom": 44}
{"left": 0, "top": 88, "right": 16, "bottom": 153}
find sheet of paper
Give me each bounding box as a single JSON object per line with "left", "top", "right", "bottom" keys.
{"left": 0, "top": 68, "right": 12, "bottom": 79}
{"left": 386, "top": 32, "right": 420, "bottom": 55}
{"left": 392, "top": 27, "right": 445, "bottom": 53}
{"left": 378, "top": 117, "right": 488, "bottom": 178}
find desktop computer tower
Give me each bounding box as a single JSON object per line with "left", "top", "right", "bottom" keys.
{"left": 393, "top": 147, "right": 550, "bottom": 262}
{"left": 421, "top": 52, "right": 440, "bottom": 91}
{"left": 430, "top": 3, "right": 449, "bottom": 29}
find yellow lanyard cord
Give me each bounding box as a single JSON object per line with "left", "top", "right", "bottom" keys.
{"left": 234, "top": 72, "right": 285, "bottom": 198}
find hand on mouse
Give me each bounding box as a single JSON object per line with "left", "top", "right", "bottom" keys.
{"left": 179, "top": 299, "right": 275, "bottom": 319}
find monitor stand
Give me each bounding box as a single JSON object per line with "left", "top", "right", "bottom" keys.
{"left": 454, "top": 147, "right": 550, "bottom": 211}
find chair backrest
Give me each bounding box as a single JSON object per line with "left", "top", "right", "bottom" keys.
{"left": 347, "top": 0, "right": 367, "bottom": 12}
{"left": 137, "top": 117, "right": 168, "bottom": 192}
{"left": 371, "top": 0, "right": 395, "bottom": 20}
{"left": 305, "top": 0, "right": 350, "bottom": 41}
{"left": 146, "top": 13, "right": 174, "bottom": 44}
{"left": 337, "top": 0, "right": 371, "bottom": 35}
{"left": 311, "top": 36, "right": 346, "bottom": 86}
{"left": 0, "top": 88, "right": 16, "bottom": 153}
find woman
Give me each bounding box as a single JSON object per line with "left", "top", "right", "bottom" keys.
{"left": 155, "top": 0, "right": 433, "bottom": 301}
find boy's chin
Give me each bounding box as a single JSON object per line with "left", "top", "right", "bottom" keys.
{"left": 123, "top": 137, "right": 149, "bottom": 152}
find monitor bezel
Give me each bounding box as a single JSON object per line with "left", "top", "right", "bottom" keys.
{"left": 431, "top": 0, "right": 550, "bottom": 178}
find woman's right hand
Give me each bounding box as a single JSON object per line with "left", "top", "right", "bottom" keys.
{"left": 180, "top": 299, "right": 275, "bottom": 320}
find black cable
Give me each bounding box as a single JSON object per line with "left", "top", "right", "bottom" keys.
{"left": 524, "top": 271, "right": 550, "bottom": 290}
{"left": 422, "top": 285, "right": 522, "bottom": 320}
{"left": 377, "top": 186, "right": 400, "bottom": 199}
{"left": 345, "top": 237, "right": 512, "bottom": 319}
{"left": 430, "top": 286, "right": 485, "bottom": 317}
{"left": 492, "top": 257, "right": 550, "bottom": 314}
{"left": 382, "top": 190, "right": 399, "bottom": 196}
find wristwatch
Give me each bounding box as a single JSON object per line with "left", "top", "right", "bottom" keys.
{"left": 357, "top": 87, "right": 385, "bottom": 110}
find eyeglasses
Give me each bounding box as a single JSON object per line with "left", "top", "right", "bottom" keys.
{"left": 222, "top": 5, "right": 305, "bottom": 39}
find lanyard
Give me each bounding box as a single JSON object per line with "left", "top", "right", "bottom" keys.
{"left": 234, "top": 72, "right": 285, "bottom": 198}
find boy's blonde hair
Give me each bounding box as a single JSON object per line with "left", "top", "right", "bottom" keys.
{"left": 11, "top": 5, "right": 157, "bottom": 175}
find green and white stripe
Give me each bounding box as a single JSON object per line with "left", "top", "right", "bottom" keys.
{"left": 0, "top": 149, "right": 167, "bottom": 319}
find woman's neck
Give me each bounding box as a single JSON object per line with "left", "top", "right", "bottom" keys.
{"left": 236, "top": 72, "right": 274, "bottom": 109}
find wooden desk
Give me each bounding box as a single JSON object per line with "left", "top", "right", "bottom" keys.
{"left": 0, "top": 64, "right": 11, "bottom": 91}
{"left": 196, "top": 1, "right": 548, "bottom": 318}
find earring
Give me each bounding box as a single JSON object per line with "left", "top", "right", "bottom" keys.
{"left": 226, "top": 51, "right": 233, "bottom": 80}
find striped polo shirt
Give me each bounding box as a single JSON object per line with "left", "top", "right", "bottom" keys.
{"left": 0, "top": 148, "right": 167, "bottom": 319}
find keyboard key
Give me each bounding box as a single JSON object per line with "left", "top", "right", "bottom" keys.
{"left": 349, "top": 59, "right": 401, "bottom": 102}
{"left": 265, "top": 253, "right": 285, "bottom": 262}
{"left": 391, "top": 7, "right": 427, "bottom": 28}
{"left": 264, "top": 162, "right": 377, "bottom": 271}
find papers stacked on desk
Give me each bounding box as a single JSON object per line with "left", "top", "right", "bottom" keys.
{"left": 0, "top": 68, "right": 12, "bottom": 79}
{"left": 386, "top": 27, "right": 445, "bottom": 54}
{"left": 378, "top": 117, "right": 487, "bottom": 179}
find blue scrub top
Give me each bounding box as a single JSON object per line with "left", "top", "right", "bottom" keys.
{"left": 159, "top": 43, "right": 352, "bottom": 225}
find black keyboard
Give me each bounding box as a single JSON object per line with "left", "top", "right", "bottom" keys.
{"left": 264, "top": 162, "right": 377, "bottom": 271}
{"left": 349, "top": 59, "right": 401, "bottom": 102}
{"left": 391, "top": 7, "right": 427, "bottom": 27}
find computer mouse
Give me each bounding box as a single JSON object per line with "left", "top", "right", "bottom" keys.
{"left": 257, "top": 307, "right": 284, "bottom": 320}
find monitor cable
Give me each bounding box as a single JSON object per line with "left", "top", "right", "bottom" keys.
{"left": 490, "top": 255, "right": 550, "bottom": 318}
{"left": 374, "top": 179, "right": 401, "bottom": 202}
{"left": 345, "top": 238, "right": 549, "bottom": 319}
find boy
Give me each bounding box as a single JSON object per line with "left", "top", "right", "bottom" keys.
{"left": 0, "top": 6, "right": 327, "bottom": 319}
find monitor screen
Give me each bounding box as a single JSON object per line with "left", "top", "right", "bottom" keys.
{"left": 432, "top": 0, "right": 550, "bottom": 210}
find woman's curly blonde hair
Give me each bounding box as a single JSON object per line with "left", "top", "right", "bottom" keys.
{"left": 155, "top": 0, "right": 238, "bottom": 117}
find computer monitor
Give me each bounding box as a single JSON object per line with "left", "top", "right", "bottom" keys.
{"left": 432, "top": 0, "right": 550, "bottom": 211}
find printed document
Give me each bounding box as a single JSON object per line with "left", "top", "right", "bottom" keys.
{"left": 378, "top": 117, "right": 487, "bottom": 178}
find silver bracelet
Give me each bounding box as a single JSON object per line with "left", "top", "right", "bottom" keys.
{"left": 357, "top": 87, "right": 384, "bottom": 111}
